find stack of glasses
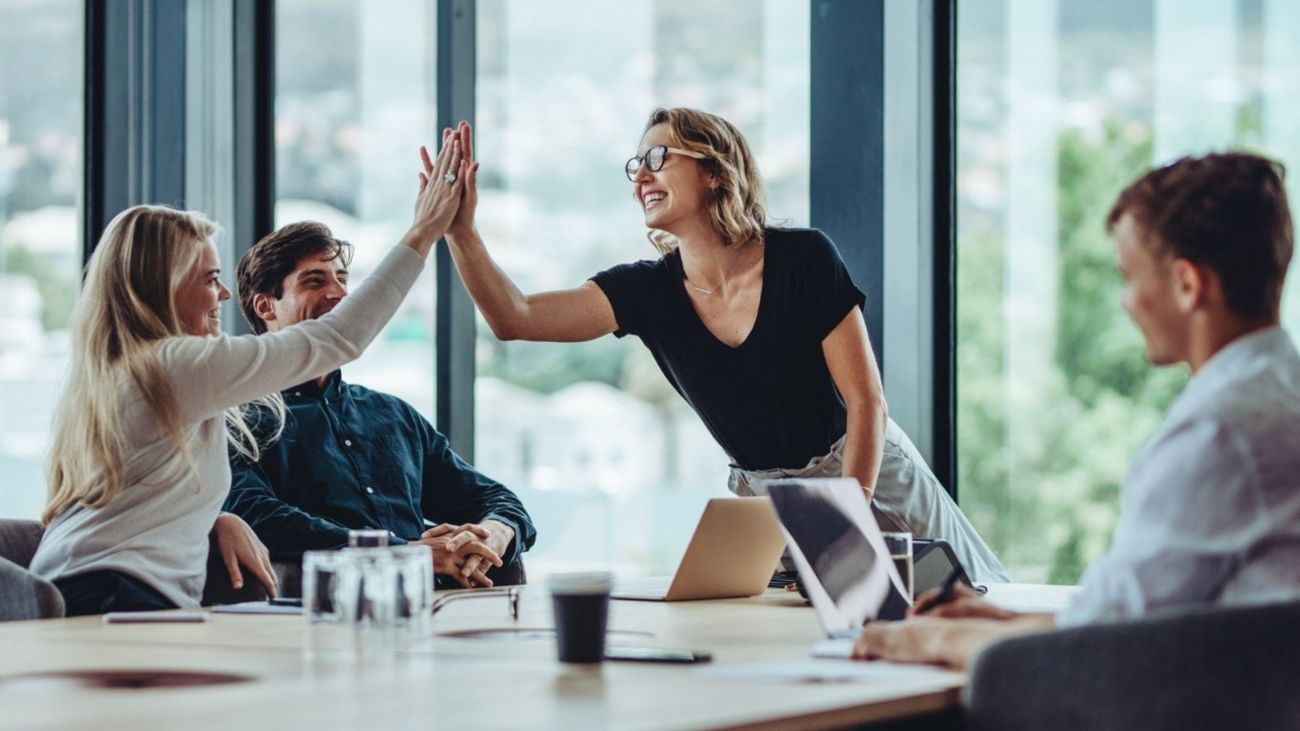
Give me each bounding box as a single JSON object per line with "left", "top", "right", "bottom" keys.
{"left": 301, "top": 530, "right": 436, "bottom": 660}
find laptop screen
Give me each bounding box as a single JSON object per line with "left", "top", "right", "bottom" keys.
{"left": 766, "top": 478, "right": 908, "bottom": 634}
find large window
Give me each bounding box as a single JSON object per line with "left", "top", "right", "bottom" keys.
{"left": 474, "top": 0, "right": 810, "bottom": 575}
{"left": 956, "top": 0, "right": 1300, "bottom": 583}
{"left": 0, "top": 0, "right": 83, "bottom": 519}
{"left": 275, "top": 0, "right": 439, "bottom": 415}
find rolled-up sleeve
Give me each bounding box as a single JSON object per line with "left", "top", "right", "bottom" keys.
{"left": 1057, "top": 419, "right": 1259, "bottom": 626}
{"left": 418, "top": 422, "right": 536, "bottom": 565}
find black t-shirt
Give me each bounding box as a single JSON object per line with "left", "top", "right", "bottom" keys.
{"left": 590, "top": 227, "right": 866, "bottom": 471}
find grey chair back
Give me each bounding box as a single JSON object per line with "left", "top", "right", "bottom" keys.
{"left": 965, "top": 600, "right": 1300, "bottom": 731}
{"left": 0, "top": 518, "right": 45, "bottom": 569}
{"left": 0, "top": 518, "right": 65, "bottom": 620}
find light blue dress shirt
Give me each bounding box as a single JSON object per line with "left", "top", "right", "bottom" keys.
{"left": 1058, "top": 327, "right": 1300, "bottom": 626}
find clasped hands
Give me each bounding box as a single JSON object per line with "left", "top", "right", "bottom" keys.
{"left": 416, "top": 520, "right": 513, "bottom": 589}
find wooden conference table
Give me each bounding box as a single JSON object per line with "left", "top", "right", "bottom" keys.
{"left": 0, "top": 583, "right": 1073, "bottom": 731}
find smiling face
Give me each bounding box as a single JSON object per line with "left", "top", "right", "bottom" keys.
{"left": 632, "top": 124, "right": 717, "bottom": 233}
{"left": 253, "top": 251, "right": 350, "bottom": 333}
{"left": 174, "top": 240, "right": 231, "bottom": 337}
{"left": 1114, "top": 213, "right": 1192, "bottom": 366}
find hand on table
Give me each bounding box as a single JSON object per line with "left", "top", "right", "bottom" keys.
{"left": 909, "top": 583, "right": 1015, "bottom": 620}
{"left": 851, "top": 616, "right": 961, "bottom": 666}
{"left": 212, "top": 512, "right": 278, "bottom": 598}
{"left": 452, "top": 519, "right": 514, "bottom": 584}
{"left": 417, "top": 522, "right": 504, "bottom": 588}
{"left": 854, "top": 586, "right": 1046, "bottom": 670}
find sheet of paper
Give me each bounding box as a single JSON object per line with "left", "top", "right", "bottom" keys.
{"left": 699, "top": 659, "right": 960, "bottom": 684}
{"left": 210, "top": 601, "right": 303, "bottom": 616}
{"left": 811, "top": 638, "right": 854, "bottom": 658}
{"left": 984, "top": 583, "right": 1077, "bottom": 614}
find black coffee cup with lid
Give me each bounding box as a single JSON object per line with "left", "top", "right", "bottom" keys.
{"left": 548, "top": 572, "right": 612, "bottom": 663}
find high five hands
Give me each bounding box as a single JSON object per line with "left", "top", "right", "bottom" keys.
{"left": 420, "top": 122, "right": 480, "bottom": 240}
{"left": 404, "top": 129, "right": 466, "bottom": 254}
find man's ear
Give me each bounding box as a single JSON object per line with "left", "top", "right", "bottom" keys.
{"left": 252, "top": 292, "right": 277, "bottom": 327}
{"left": 1171, "top": 258, "right": 1207, "bottom": 313}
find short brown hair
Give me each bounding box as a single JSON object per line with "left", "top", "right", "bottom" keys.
{"left": 236, "top": 222, "right": 354, "bottom": 334}
{"left": 1107, "top": 152, "right": 1294, "bottom": 321}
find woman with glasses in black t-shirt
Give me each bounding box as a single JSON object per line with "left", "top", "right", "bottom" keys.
{"left": 433, "top": 107, "right": 1007, "bottom": 582}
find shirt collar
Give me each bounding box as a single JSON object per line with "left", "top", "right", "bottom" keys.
{"left": 285, "top": 369, "right": 344, "bottom": 400}
{"left": 1168, "top": 326, "right": 1294, "bottom": 418}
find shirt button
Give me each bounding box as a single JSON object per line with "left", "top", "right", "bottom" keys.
{"left": 344, "top": 439, "right": 353, "bottom": 447}
{"left": 365, "top": 486, "right": 374, "bottom": 494}
{"left": 293, "top": 391, "right": 301, "bottom": 397}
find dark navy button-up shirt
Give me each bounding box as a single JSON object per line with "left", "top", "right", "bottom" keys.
{"left": 225, "top": 371, "right": 536, "bottom": 566}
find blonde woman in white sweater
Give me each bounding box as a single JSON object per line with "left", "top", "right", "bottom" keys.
{"left": 31, "top": 136, "right": 466, "bottom": 616}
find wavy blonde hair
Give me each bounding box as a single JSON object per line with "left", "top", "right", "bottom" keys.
{"left": 641, "top": 107, "right": 770, "bottom": 255}
{"left": 43, "top": 205, "right": 283, "bottom": 524}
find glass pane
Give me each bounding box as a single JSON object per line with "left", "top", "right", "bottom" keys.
{"left": 275, "top": 0, "right": 438, "bottom": 416}
{"left": 0, "top": 0, "right": 83, "bottom": 519}
{"left": 474, "top": 0, "right": 810, "bottom": 576}
{"left": 956, "top": 0, "right": 1300, "bottom": 583}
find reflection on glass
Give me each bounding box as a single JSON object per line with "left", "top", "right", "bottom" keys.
{"left": 275, "top": 0, "right": 438, "bottom": 416}
{"left": 474, "top": 0, "right": 810, "bottom": 576}
{"left": 0, "top": 0, "right": 83, "bottom": 519}
{"left": 956, "top": 0, "right": 1300, "bottom": 583}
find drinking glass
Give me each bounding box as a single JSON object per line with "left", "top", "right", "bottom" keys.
{"left": 303, "top": 548, "right": 401, "bottom": 659}
{"left": 389, "top": 545, "right": 435, "bottom": 642}
{"left": 348, "top": 529, "right": 390, "bottom": 548}
{"left": 302, "top": 550, "right": 347, "bottom": 658}
{"left": 881, "top": 531, "right": 914, "bottom": 603}
{"left": 335, "top": 548, "right": 400, "bottom": 656}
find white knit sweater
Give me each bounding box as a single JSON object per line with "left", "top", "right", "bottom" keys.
{"left": 30, "top": 245, "right": 425, "bottom": 608}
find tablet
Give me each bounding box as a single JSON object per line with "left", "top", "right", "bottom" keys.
{"left": 911, "top": 539, "right": 974, "bottom": 596}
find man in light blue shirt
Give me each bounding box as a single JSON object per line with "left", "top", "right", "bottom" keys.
{"left": 853, "top": 151, "right": 1299, "bottom": 668}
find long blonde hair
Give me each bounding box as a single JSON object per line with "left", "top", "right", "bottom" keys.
{"left": 43, "top": 205, "right": 283, "bottom": 524}
{"left": 642, "top": 107, "right": 770, "bottom": 256}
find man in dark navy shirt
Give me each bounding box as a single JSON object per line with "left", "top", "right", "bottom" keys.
{"left": 225, "top": 222, "right": 535, "bottom": 588}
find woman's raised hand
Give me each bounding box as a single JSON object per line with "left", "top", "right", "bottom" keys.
{"left": 406, "top": 130, "right": 467, "bottom": 254}
{"left": 446, "top": 121, "right": 479, "bottom": 239}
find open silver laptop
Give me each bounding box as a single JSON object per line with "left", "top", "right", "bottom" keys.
{"left": 611, "top": 497, "right": 787, "bottom": 602}
{"left": 765, "top": 478, "right": 910, "bottom": 656}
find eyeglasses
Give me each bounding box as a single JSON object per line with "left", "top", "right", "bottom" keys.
{"left": 625, "top": 145, "right": 707, "bottom": 181}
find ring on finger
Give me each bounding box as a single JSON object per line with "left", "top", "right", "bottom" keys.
{"left": 444, "top": 171, "right": 457, "bottom": 184}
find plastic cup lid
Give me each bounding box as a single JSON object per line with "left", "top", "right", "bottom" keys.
{"left": 547, "top": 571, "right": 613, "bottom": 595}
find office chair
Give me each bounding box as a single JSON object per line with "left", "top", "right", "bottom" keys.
{"left": 964, "top": 599, "right": 1300, "bottom": 730}
{"left": 0, "top": 518, "right": 65, "bottom": 620}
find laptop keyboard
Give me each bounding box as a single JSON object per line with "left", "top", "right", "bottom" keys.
{"left": 611, "top": 577, "right": 672, "bottom": 597}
